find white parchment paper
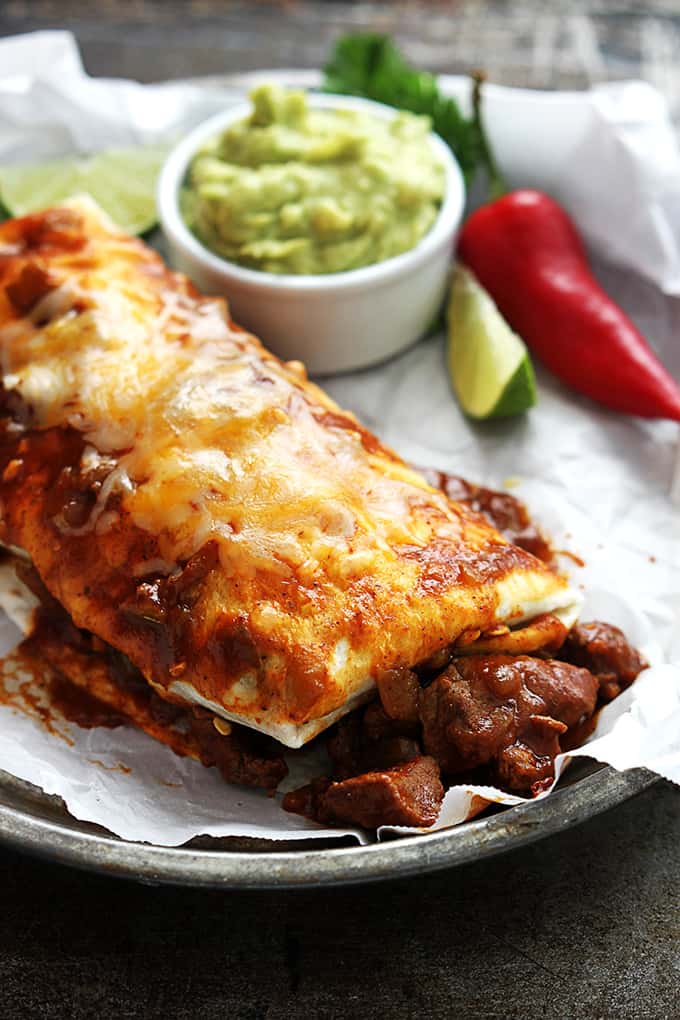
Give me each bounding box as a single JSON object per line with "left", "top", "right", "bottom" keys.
{"left": 0, "top": 31, "right": 678, "bottom": 846}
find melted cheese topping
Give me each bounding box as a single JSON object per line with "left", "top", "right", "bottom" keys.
{"left": 0, "top": 198, "right": 473, "bottom": 578}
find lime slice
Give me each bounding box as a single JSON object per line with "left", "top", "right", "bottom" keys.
{"left": 0, "top": 145, "right": 168, "bottom": 235}
{"left": 447, "top": 264, "right": 537, "bottom": 419}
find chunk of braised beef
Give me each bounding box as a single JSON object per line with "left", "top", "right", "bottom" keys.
{"left": 165, "top": 541, "right": 219, "bottom": 610}
{"left": 148, "top": 692, "right": 185, "bottom": 728}
{"left": 189, "top": 712, "right": 287, "bottom": 790}
{"left": 495, "top": 716, "right": 567, "bottom": 793}
{"left": 120, "top": 542, "right": 220, "bottom": 626}
{"left": 360, "top": 736, "right": 423, "bottom": 774}
{"left": 419, "top": 661, "right": 516, "bottom": 774}
{"left": 362, "top": 701, "right": 419, "bottom": 741}
{"left": 375, "top": 667, "right": 421, "bottom": 723}
{"left": 418, "top": 655, "right": 598, "bottom": 794}
{"left": 284, "top": 756, "right": 444, "bottom": 829}
{"left": 326, "top": 713, "right": 364, "bottom": 779}
{"left": 557, "top": 621, "right": 647, "bottom": 701}
{"left": 281, "top": 777, "right": 332, "bottom": 820}
{"left": 327, "top": 702, "right": 421, "bottom": 780}
{"left": 516, "top": 655, "right": 601, "bottom": 726}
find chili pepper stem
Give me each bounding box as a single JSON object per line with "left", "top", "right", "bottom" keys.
{"left": 470, "top": 70, "right": 508, "bottom": 201}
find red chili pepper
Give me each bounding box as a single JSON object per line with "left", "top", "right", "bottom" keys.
{"left": 458, "top": 189, "right": 680, "bottom": 422}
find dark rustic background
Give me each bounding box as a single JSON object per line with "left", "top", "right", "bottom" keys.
{"left": 1, "top": 3, "right": 679, "bottom": 1018}
{"left": 3, "top": 0, "right": 680, "bottom": 104}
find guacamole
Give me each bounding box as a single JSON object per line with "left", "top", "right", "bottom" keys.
{"left": 182, "top": 84, "right": 445, "bottom": 275}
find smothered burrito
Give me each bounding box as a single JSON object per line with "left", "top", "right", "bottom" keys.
{"left": 0, "top": 199, "right": 645, "bottom": 829}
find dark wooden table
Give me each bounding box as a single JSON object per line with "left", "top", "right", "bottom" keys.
{"left": 1, "top": 4, "right": 679, "bottom": 1018}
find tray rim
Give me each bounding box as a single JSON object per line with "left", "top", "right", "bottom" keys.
{"left": 0, "top": 767, "right": 657, "bottom": 888}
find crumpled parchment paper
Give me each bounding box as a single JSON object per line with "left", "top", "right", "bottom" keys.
{"left": 0, "top": 31, "right": 677, "bottom": 847}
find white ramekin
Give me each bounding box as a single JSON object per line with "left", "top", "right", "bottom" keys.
{"left": 157, "top": 93, "right": 465, "bottom": 375}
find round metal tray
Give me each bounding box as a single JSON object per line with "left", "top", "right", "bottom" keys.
{"left": 0, "top": 69, "right": 659, "bottom": 886}
{"left": 0, "top": 765, "right": 656, "bottom": 888}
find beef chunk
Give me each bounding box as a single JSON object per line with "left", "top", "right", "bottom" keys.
{"left": 319, "top": 756, "right": 443, "bottom": 828}
{"left": 361, "top": 736, "right": 422, "bottom": 773}
{"left": 281, "top": 777, "right": 332, "bottom": 821}
{"left": 420, "top": 661, "right": 517, "bottom": 773}
{"left": 190, "top": 713, "right": 287, "bottom": 790}
{"left": 419, "top": 655, "right": 598, "bottom": 794}
{"left": 495, "top": 716, "right": 567, "bottom": 792}
{"left": 418, "top": 469, "right": 553, "bottom": 562}
{"left": 326, "top": 712, "right": 364, "bottom": 779}
{"left": 362, "top": 700, "right": 419, "bottom": 741}
{"left": 327, "top": 701, "right": 421, "bottom": 780}
{"left": 558, "top": 621, "right": 647, "bottom": 701}
{"left": 376, "top": 667, "right": 421, "bottom": 723}
{"left": 284, "top": 757, "right": 444, "bottom": 829}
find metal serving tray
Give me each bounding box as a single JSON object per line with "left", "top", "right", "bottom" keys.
{"left": 0, "top": 70, "right": 659, "bottom": 887}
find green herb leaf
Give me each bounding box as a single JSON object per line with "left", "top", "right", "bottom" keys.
{"left": 323, "top": 34, "right": 485, "bottom": 185}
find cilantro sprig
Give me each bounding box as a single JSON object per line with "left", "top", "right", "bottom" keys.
{"left": 323, "top": 33, "right": 506, "bottom": 196}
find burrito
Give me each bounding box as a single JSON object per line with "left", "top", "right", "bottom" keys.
{"left": 0, "top": 198, "right": 581, "bottom": 776}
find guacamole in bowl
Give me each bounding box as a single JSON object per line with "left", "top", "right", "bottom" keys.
{"left": 182, "top": 84, "right": 445, "bottom": 275}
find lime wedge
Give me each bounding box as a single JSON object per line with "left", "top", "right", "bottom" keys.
{"left": 0, "top": 145, "right": 168, "bottom": 235}
{"left": 447, "top": 264, "right": 537, "bottom": 419}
